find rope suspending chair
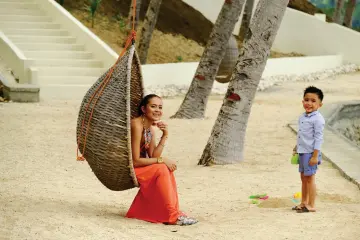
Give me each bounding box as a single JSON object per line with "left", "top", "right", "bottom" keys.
{"left": 76, "top": 0, "right": 143, "bottom": 191}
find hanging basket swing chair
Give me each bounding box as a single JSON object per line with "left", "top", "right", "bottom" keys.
{"left": 215, "top": 34, "right": 239, "bottom": 84}
{"left": 76, "top": 38, "right": 143, "bottom": 191}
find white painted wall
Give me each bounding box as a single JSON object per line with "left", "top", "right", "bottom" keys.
{"left": 0, "top": 31, "right": 36, "bottom": 84}
{"left": 272, "top": 8, "right": 360, "bottom": 64}
{"left": 183, "top": 0, "right": 360, "bottom": 64}
{"left": 141, "top": 55, "right": 343, "bottom": 87}
{"left": 33, "top": 0, "right": 118, "bottom": 68}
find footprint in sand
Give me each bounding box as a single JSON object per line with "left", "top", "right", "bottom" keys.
{"left": 257, "top": 197, "right": 294, "bottom": 208}
{"left": 317, "top": 193, "right": 359, "bottom": 204}
{"left": 257, "top": 193, "right": 359, "bottom": 208}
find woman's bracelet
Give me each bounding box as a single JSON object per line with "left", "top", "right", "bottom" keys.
{"left": 157, "top": 157, "right": 164, "bottom": 163}
{"left": 158, "top": 135, "right": 168, "bottom": 147}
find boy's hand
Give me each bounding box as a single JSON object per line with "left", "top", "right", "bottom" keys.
{"left": 310, "top": 149, "right": 320, "bottom": 166}
{"left": 292, "top": 146, "right": 297, "bottom": 156}
{"left": 309, "top": 156, "right": 318, "bottom": 166}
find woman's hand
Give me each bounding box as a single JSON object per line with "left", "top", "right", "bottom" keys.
{"left": 163, "top": 158, "right": 177, "bottom": 172}
{"left": 157, "top": 121, "right": 168, "bottom": 137}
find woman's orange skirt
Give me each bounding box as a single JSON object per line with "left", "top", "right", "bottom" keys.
{"left": 126, "top": 164, "right": 182, "bottom": 223}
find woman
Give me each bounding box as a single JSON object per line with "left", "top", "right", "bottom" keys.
{"left": 126, "top": 94, "right": 198, "bottom": 226}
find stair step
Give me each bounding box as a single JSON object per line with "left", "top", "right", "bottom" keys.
{"left": 16, "top": 43, "right": 85, "bottom": 51}
{"left": 23, "top": 51, "right": 93, "bottom": 59}
{"left": 0, "top": 21, "right": 61, "bottom": 29}
{"left": 1, "top": 28, "right": 69, "bottom": 36}
{"left": 39, "top": 84, "right": 92, "bottom": 100}
{"left": 0, "top": 2, "right": 38, "bottom": 9}
{"left": 0, "top": 0, "right": 31, "bottom": 2}
{"left": 0, "top": 15, "right": 51, "bottom": 22}
{"left": 9, "top": 35, "right": 77, "bottom": 44}
{"left": 0, "top": 8, "right": 44, "bottom": 15}
{"left": 37, "top": 67, "right": 106, "bottom": 77}
{"left": 32, "top": 59, "right": 103, "bottom": 68}
{"left": 37, "top": 76, "right": 98, "bottom": 85}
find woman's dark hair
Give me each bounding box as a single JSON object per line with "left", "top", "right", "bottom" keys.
{"left": 137, "top": 94, "right": 161, "bottom": 116}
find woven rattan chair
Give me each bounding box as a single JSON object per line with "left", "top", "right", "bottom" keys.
{"left": 215, "top": 35, "right": 239, "bottom": 84}
{"left": 76, "top": 45, "right": 143, "bottom": 191}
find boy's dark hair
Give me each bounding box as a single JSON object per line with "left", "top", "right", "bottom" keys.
{"left": 137, "top": 94, "right": 161, "bottom": 116}
{"left": 304, "top": 86, "right": 324, "bottom": 101}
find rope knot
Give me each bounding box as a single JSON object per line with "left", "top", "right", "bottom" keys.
{"left": 77, "top": 155, "right": 86, "bottom": 161}
{"left": 131, "top": 30, "right": 137, "bottom": 40}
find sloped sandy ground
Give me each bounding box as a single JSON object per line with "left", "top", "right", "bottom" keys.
{"left": 1, "top": 73, "right": 360, "bottom": 240}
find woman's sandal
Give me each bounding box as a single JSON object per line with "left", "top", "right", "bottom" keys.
{"left": 176, "top": 215, "right": 198, "bottom": 226}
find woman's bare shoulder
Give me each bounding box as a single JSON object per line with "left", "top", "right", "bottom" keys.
{"left": 131, "top": 117, "right": 142, "bottom": 130}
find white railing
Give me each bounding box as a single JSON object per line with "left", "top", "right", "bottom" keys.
{"left": 0, "top": 31, "right": 37, "bottom": 84}
{"left": 34, "top": 0, "right": 118, "bottom": 68}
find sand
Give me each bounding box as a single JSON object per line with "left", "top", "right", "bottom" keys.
{"left": 1, "top": 73, "right": 360, "bottom": 240}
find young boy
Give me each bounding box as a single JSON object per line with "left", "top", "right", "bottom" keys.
{"left": 292, "top": 86, "right": 325, "bottom": 213}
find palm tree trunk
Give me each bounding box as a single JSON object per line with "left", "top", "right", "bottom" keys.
{"left": 199, "top": 0, "right": 288, "bottom": 166}
{"left": 343, "top": 0, "right": 356, "bottom": 27}
{"left": 171, "top": 0, "right": 245, "bottom": 119}
{"left": 333, "top": 0, "right": 345, "bottom": 24}
{"left": 128, "top": 0, "right": 142, "bottom": 30}
{"left": 137, "top": 0, "right": 162, "bottom": 64}
{"left": 238, "top": 0, "right": 255, "bottom": 42}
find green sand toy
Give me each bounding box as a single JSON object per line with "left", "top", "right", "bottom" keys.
{"left": 291, "top": 154, "right": 299, "bottom": 165}
{"left": 249, "top": 194, "right": 267, "bottom": 199}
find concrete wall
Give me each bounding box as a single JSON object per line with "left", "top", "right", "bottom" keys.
{"left": 141, "top": 55, "right": 343, "bottom": 87}
{"left": 328, "top": 102, "right": 360, "bottom": 126}
{"left": 272, "top": 8, "right": 360, "bottom": 64}
{"left": 0, "top": 31, "right": 35, "bottom": 84}
{"left": 33, "top": 0, "right": 118, "bottom": 68}
{"left": 183, "top": 0, "right": 360, "bottom": 64}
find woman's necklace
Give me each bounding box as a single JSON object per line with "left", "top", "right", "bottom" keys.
{"left": 142, "top": 116, "right": 151, "bottom": 149}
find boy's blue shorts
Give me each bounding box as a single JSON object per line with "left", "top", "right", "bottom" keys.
{"left": 299, "top": 152, "right": 322, "bottom": 176}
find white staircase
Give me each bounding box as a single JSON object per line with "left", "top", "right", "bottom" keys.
{"left": 0, "top": 0, "right": 107, "bottom": 100}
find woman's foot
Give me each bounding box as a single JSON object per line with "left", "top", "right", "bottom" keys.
{"left": 176, "top": 215, "right": 198, "bottom": 226}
